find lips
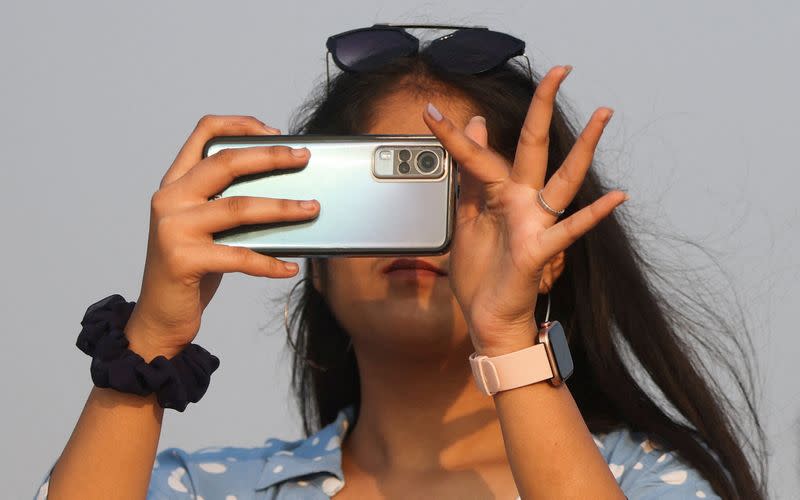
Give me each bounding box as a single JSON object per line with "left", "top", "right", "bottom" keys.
{"left": 382, "top": 258, "right": 447, "bottom": 276}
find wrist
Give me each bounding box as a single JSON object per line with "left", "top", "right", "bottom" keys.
{"left": 92, "top": 384, "right": 163, "bottom": 409}
{"left": 78, "top": 293, "right": 220, "bottom": 412}
{"left": 124, "top": 320, "right": 183, "bottom": 362}
{"left": 471, "top": 324, "right": 539, "bottom": 357}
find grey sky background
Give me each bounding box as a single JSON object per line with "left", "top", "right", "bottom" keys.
{"left": 1, "top": 1, "right": 797, "bottom": 498}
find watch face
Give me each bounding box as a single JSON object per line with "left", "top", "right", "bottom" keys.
{"left": 543, "top": 321, "right": 574, "bottom": 381}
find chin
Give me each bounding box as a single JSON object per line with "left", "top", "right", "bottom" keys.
{"left": 348, "top": 303, "right": 469, "bottom": 353}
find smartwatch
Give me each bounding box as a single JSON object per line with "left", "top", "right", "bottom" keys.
{"left": 469, "top": 321, "right": 574, "bottom": 396}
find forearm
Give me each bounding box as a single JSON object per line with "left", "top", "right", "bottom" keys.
{"left": 479, "top": 339, "right": 625, "bottom": 500}
{"left": 493, "top": 378, "right": 624, "bottom": 499}
{"left": 48, "top": 323, "right": 177, "bottom": 500}
{"left": 48, "top": 387, "right": 164, "bottom": 500}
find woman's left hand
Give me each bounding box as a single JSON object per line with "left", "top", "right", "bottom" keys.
{"left": 423, "top": 64, "right": 628, "bottom": 356}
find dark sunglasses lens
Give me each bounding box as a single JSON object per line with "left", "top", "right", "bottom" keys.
{"left": 332, "top": 30, "right": 417, "bottom": 72}
{"left": 427, "top": 30, "right": 524, "bottom": 74}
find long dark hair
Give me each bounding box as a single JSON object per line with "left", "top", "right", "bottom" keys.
{"left": 281, "top": 54, "right": 768, "bottom": 499}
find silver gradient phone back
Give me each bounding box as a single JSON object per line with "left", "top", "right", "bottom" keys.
{"left": 202, "top": 135, "right": 456, "bottom": 257}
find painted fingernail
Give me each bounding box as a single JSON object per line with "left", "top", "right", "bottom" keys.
{"left": 427, "top": 102, "right": 443, "bottom": 121}
{"left": 291, "top": 147, "right": 309, "bottom": 157}
{"left": 562, "top": 65, "right": 573, "bottom": 79}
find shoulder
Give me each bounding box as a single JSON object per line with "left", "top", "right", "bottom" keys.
{"left": 147, "top": 438, "right": 302, "bottom": 499}
{"left": 592, "top": 426, "right": 721, "bottom": 499}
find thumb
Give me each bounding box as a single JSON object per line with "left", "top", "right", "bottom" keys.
{"left": 464, "top": 115, "right": 488, "bottom": 146}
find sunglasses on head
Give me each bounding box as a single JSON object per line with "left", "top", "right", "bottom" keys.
{"left": 325, "top": 23, "right": 533, "bottom": 93}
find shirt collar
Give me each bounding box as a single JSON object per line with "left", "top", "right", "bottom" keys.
{"left": 255, "top": 403, "right": 356, "bottom": 491}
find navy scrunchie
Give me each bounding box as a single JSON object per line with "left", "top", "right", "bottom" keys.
{"left": 76, "top": 294, "right": 220, "bottom": 411}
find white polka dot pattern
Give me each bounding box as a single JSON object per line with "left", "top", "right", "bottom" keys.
{"left": 591, "top": 428, "right": 721, "bottom": 498}
{"left": 640, "top": 439, "right": 656, "bottom": 453}
{"left": 660, "top": 469, "right": 688, "bottom": 485}
{"left": 198, "top": 462, "right": 227, "bottom": 474}
{"left": 167, "top": 467, "right": 188, "bottom": 493}
{"left": 35, "top": 480, "right": 48, "bottom": 500}
{"left": 321, "top": 477, "right": 344, "bottom": 495}
{"left": 27, "top": 405, "right": 720, "bottom": 499}
{"left": 325, "top": 435, "right": 341, "bottom": 451}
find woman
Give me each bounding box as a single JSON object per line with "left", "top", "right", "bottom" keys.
{"left": 36, "top": 25, "right": 766, "bottom": 499}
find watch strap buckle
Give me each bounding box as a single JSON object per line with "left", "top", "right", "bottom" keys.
{"left": 469, "top": 343, "right": 554, "bottom": 396}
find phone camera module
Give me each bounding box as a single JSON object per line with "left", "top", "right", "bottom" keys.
{"left": 398, "top": 149, "right": 411, "bottom": 161}
{"left": 398, "top": 161, "right": 411, "bottom": 174}
{"left": 416, "top": 150, "right": 439, "bottom": 174}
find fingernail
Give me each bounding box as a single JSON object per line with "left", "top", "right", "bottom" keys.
{"left": 470, "top": 115, "right": 486, "bottom": 125}
{"left": 623, "top": 193, "right": 630, "bottom": 201}
{"left": 291, "top": 147, "right": 309, "bottom": 157}
{"left": 426, "top": 102, "right": 443, "bottom": 121}
{"left": 263, "top": 125, "right": 280, "bottom": 134}
{"left": 300, "top": 199, "right": 317, "bottom": 210}
{"left": 603, "top": 108, "right": 614, "bottom": 124}
{"left": 284, "top": 262, "right": 298, "bottom": 271}
{"left": 562, "top": 65, "right": 573, "bottom": 79}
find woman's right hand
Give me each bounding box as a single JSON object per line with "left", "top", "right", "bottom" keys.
{"left": 124, "top": 115, "right": 319, "bottom": 361}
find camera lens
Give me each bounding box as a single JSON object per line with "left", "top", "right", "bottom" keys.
{"left": 416, "top": 150, "right": 439, "bottom": 174}
{"left": 398, "top": 149, "right": 411, "bottom": 161}
{"left": 398, "top": 162, "right": 410, "bottom": 174}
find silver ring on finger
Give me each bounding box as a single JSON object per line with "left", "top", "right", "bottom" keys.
{"left": 537, "top": 190, "right": 565, "bottom": 217}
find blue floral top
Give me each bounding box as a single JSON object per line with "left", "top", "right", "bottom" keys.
{"left": 35, "top": 403, "right": 721, "bottom": 499}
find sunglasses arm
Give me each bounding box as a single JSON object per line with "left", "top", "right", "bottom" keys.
{"left": 521, "top": 53, "right": 534, "bottom": 87}
{"left": 325, "top": 50, "right": 332, "bottom": 96}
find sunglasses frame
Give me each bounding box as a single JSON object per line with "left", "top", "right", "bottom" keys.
{"left": 325, "top": 23, "right": 534, "bottom": 94}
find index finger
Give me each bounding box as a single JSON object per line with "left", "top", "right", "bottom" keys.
{"left": 176, "top": 145, "right": 311, "bottom": 201}
{"left": 422, "top": 103, "right": 509, "bottom": 185}
{"left": 160, "top": 115, "right": 280, "bottom": 188}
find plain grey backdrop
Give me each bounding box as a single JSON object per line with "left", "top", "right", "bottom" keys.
{"left": 1, "top": 1, "right": 797, "bottom": 498}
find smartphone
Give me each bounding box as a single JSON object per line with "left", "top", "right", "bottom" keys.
{"left": 202, "top": 134, "right": 457, "bottom": 257}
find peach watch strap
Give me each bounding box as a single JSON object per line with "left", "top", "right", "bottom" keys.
{"left": 469, "top": 343, "right": 553, "bottom": 396}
